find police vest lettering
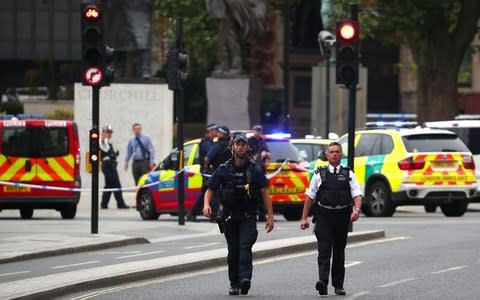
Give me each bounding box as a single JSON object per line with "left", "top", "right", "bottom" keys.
{"left": 219, "top": 159, "right": 260, "bottom": 211}
{"left": 315, "top": 166, "right": 352, "bottom": 207}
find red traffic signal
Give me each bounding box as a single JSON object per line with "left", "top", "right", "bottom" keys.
{"left": 83, "top": 6, "right": 101, "bottom": 21}
{"left": 337, "top": 22, "right": 358, "bottom": 42}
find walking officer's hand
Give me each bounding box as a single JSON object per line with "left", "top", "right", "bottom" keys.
{"left": 265, "top": 216, "right": 274, "bottom": 233}
{"left": 203, "top": 205, "right": 211, "bottom": 218}
{"left": 300, "top": 218, "right": 309, "bottom": 230}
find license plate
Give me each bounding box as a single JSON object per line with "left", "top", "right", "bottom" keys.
{"left": 431, "top": 161, "right": 455, "bottom": 168}
{"left": 3, "top": 186, "right": 31, "bottom": 192}
{"left": 269, "top": 186, "right": 302, "bottom": 194}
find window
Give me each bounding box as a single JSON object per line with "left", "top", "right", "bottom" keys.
{"left": 355, "top": 134, "right": 381, "bottom": 157}
{"left": 380, "top": 134, "right": 394, "bottom": 155}
{"left": 458, "top": 47, "right": 472, "bottom": 87}
{"left": 2, "top": 127, "right": 69, "bottom": 157}
{"left": 184, "top": 144, "right": 195, "bottom": 166}
{"left": 402, "top": 134, "right": 470, "bottom": 153}
{"left": 38, "top": 127, "right": 69, "bottom": 157}
{"left": 2, "top": 127, "right": 33, "bottom": 157}
{"left": 265, "top": 140, "right": 300, "bottom": 162}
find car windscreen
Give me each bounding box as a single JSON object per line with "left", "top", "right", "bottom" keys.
{"left": 436, "top": 127, "right": 480, "bottom": 155}
{"left": 2, "top": 127, "right": 69, "bottom": 157}
{"left": 402, "top": 134, "right": 470, "bottom": 153}
{"left": 265, "top": 140, "right": 300, "bottom": 162}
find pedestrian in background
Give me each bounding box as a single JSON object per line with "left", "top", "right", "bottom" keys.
{"left": 124, "top": 123, "right": 156, "bottom": 185}
{"left": 100, "top": 125, "right": 129, "bottom": 209}
{"left": 203, "top": 135, "right": 274, "bottom": 296}
{"left": 300, "top": 141, "right": 362, "bottom": 296}
{"left": 247, "top": 124, "right": 271, "bottom": 221}
{"left": 187, "top": 123, "right": 218, "bottom": 221}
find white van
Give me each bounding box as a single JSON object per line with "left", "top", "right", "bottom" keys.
{"left": 424, "top": 119, "right": 480, "bottom": 202}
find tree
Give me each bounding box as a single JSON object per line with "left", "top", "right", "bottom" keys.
{"left": 331, "top": 0, "right": 480, "bottom": 123}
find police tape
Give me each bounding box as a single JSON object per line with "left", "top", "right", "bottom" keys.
{"left": 0, "top": 162, "right": 315, "bottom": 193}
{"left": 0, "top": 169, "right": 185, "bottom": 193}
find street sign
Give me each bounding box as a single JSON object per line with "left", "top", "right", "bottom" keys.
{"left": 84, "top": 67, "right": 104, "bottom": 85}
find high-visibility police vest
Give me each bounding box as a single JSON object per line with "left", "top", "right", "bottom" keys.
{"left": 315, "top": 166, "right": 352, "bottom": 207}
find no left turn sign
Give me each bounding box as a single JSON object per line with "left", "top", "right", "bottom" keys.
{"left": 84, "top": 67, "right": 104, "bottom": 85}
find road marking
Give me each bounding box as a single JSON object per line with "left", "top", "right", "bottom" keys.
{"left": 431, "top": 265, "right": 467, "bottom": 274}
{"left": 345, "top": 291, "right": 370, "bottom": 299}
{"left": 0, "top": 270, "right": 30, "bottom": 277}
{"left": 116, "top": 250, "right": 165, "bottom": 259}
{"left": 50, "top": 261, "right": 100, "bottom": 270}
{"left": 345, "top": 261, "right": 362, "bottom": 268}
{"left": 89, "top": 251, "right": 141, "bottom": 255}
{"left": 347, "top": 236, "right": 410, "bottom": 249}
{"left": 183, "top": 242, "right": 221, "bottom": 249}
{"left": 148, "top": 229, "right": 218, "bottom": 243}
{"left": 378, "top": 277, "right": 417, "bottom": 288}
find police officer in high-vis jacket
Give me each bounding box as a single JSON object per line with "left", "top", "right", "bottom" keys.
{"left": 300, "top": 141, "right": 362, "bottom": 296}
{"left": 203, "top": 135, "right": 274, "bottom": 296}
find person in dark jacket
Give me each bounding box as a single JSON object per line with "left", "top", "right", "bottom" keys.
{"left": 203, "top": 135, "right": 274, "bottom": 296}
{"left": 187, "top": 123, "right": 218, "bottom": 221}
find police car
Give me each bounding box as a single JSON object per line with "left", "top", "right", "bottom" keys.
{"left": 136, "top": 134, "right": 309, "bottom": 221}
{"left": 313, "top": 127, "right": 476, "bottom": 217}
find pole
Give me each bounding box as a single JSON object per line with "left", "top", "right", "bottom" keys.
{"left": 326, "top": 52, "right": 330, "bottom": 138}
{"left": 91, "top": 85, "right": 100, "bottom": 234}
{"left": 176, "top": 18, "right": 185, "bottom": 226}
{"left": 347, "top": 4, "right": 358, "bottom": 232}
{"left": 283, "top": 0, "right": 290, "bottom": 131}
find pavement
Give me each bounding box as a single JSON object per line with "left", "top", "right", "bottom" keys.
{"left": 0, "top": 192, "right": 385, "bottom": 299}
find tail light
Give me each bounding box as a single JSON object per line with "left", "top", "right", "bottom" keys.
{"left": 463, "top": 156, "right": 475, "bottom": 170}
{"left": 398, "top": 157, "right": 425, "bottom": 170}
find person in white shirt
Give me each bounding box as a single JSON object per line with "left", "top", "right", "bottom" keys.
{"left": 300, "top": 141, "right": 362, "bottom": 296}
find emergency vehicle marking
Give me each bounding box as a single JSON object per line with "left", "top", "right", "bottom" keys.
{"left": 45, "top": 120, "right": 67, "bottom": 127}
{"left": 3, "top": 120, "right": 26, "bottom": 127}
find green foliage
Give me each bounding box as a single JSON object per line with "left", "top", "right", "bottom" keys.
{"left": 0, "top": 100, "right": 23, "bottom": 115}
{"left": 45, "top": 108, "right": 74, "bottom": 120}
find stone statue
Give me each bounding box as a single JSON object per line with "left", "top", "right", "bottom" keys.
{"left": 105, "top": 0, "right": 154, "bottom": 79}
{"left": 206, "top": 0, "right": 268, "bottom": 77}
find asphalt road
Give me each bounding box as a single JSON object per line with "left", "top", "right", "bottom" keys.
{"left": 57, "top": 205, "right": 480, "bottom": 299}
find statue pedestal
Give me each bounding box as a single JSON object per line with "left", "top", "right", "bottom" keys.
{"left": 206, "top": 77, "right": 262, "bottom": 130}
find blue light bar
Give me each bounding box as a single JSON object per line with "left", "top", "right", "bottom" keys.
{"left": 268, "top": 133, "right": 291, "bottom": 139}
{"left": 375, "top": 121, "right": 385, "bottom": 127}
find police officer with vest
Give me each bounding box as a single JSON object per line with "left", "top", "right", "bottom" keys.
{"left": 203, "top": 135, "right": 274, "bottom": 296}
{"left": 187, "top": 123, "right": 218, "bottom": 221}
{"left": 100, "top": 125, "right": 129, "bottom": 209}
{"left": 300, "top": 142, "right": 362, "bottom": 296}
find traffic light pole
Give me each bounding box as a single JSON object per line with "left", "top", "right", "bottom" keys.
{"left": 91, "top": 86, "right": 100, "bottom": 234}
{"left": 175, "top": 18, "right": 186, "bottom": 226}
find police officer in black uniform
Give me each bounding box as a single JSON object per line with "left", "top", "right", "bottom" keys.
{"left": 203, "top": 125, "right": 231, "bottom": 220}
{"left": 100, "top": 125, "right": 129, "bottom": 209}
{"left": 300, "top": 142, "right": 362, "bottom": 296}
{"left": 187, "top": 123, "right": 218, "bottom": 221}
{"left": 203, "top": 135, "right": 274, "bottom": 296}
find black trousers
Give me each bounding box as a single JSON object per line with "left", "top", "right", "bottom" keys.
{"left": 224, "top": 215, "right": 258, "bottom": 288}
{"left": 132, "top": 159, "right": 149, "bottom": 185}
{"left": 313, "top": 206, "right": 351, "bottom": 288}
{"left": 101, "top": 161, "right": 126, "bottom": 208}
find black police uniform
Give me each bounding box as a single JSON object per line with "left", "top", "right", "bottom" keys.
{"left": 313, "top": 166, "right": 352, "bottom": 291}
{"left": 205, "top": 158, "right": 268, "bottom": 291}
{"left": 100, "top": 140, "right": 128, "bottom": 208}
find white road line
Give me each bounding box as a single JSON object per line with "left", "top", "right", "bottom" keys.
{"left": 378, "top": 277, "right": 417, "bottom": 288}
{"left": 345, "top": 261, "right": 362, "bottom": 268}
{"left": 88, "top": 251, "right": 141, "bottom": 255}
{"left": 347, "top": 236, "right": 410, "bottom": 249}
{"left": 116, "top": 250, "right": 165, "bottom": 259}
{"left": 148, "top": 229, "right": 218, "bottom": 243}
{"left": 183, "top": 242, "right": 221, "bottom": 249}
{"left": 431, "top": 265, "right": 467, "bottom": 274}
{"left": 0, "top": 270, "right": 31, "bottom": 277}
{"left": 345, "top": 291, "right": 370, "bottom": 299}
{"left": 50, "top": 261, "right": 100, "bottom": 270}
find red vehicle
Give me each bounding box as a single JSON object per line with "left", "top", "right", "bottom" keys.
{"left": 0, "top": 118, "right": 82, "bottom": 219}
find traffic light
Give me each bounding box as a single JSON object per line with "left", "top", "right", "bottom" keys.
{"left": 167, "top": 48, "right": 188, "bottom": 91}
{"left": 80, "top": 1, "right": 115, "bottom": 87}
{"left": 336, "top": 20, "right": 359, "bottom": 87}
{"left": 89, "top": 128, "right": 100, "bottom": 164}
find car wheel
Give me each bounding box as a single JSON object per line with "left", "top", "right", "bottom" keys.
{"left": 139, "top": 189, "right": 160, "bottom": 220}
{"left": 61, "top": 204, "right": 77, "bottom": 219}
{"left": 424, "top": 204, "right": 437, "bottom": 213}
{"left": 283, "top": 208, "right": 302, "bottom": 221}
{"left": 440, "top": 200, "right": 468, "bottom": 217}
{"left": 364, "top": 181, "right": 395, "bottom": 217}
{"left": 20, "top": 208, "right": 34, "bottom": 219}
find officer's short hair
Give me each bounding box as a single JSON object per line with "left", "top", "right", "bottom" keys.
{"left": 328, "top": 141, "right": 342, "bottom": 152}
